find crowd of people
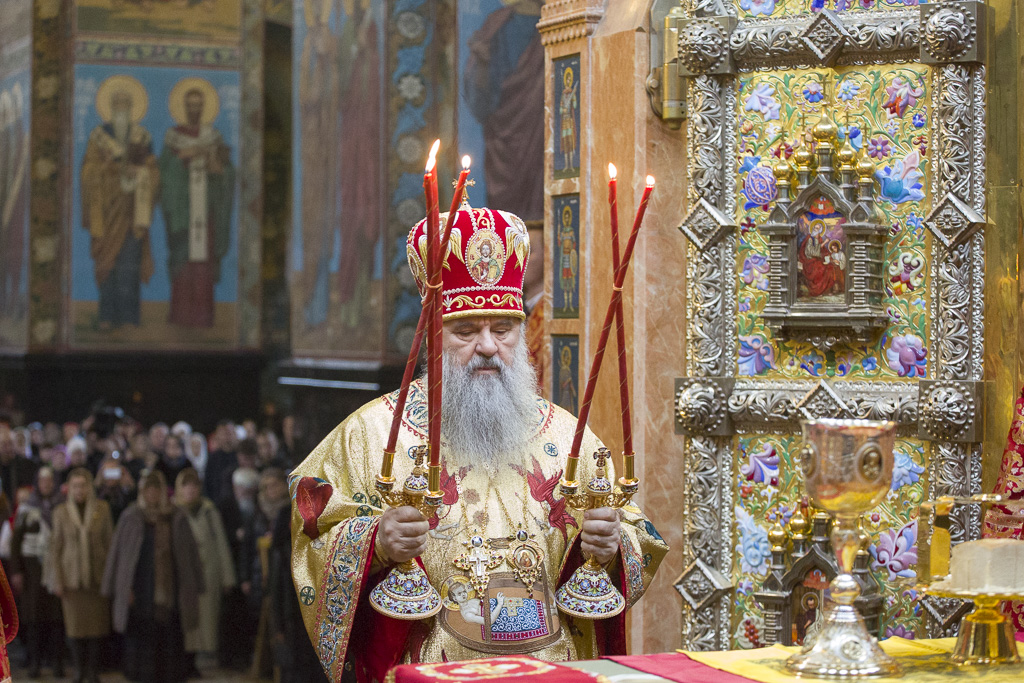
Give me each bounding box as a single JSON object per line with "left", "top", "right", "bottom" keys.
{"left": 0, "top": 411, "right": 326, "bottom": 683}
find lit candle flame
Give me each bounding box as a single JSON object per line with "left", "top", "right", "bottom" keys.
{"left": 646, "top": 175, "right": 656, "bottom": 188}
{"left": 426, "top": 139, "right": 441, "bottom": 172}
{"left": 462, "top": 155, "right": 471, "bottom": 170}
{"left": 608, "top": 163, "right": 617, "bottom": 180}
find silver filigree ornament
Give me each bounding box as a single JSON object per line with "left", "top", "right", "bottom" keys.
{"left": 796, "top": 380, "right": 851, "bottom": 421}
{"left": 922, "top": 4, "right": 974, "bottom": 62}
{"left": 679, "top": 196, "right": 735, "bottom": 252}
{"left": 674, "top": 558, "right": 733, "bottom": 612}
{"left": 918, "top": 381, "right": 976, "bottom": 441}
{"left": 800, "top": 9, "right": 849, "bottom": 65}
{"left": 678, "top": 18, "right": 728, "bottom": 75}
{"left": 675, "top": 380, "right": 727, "bottom": 434}
{"left": 924, "top": 192, "right": 986, "bottom": 249}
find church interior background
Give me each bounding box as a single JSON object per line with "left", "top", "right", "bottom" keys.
{"left": 0, "top": 0, "right": 1023, "bottom": 661}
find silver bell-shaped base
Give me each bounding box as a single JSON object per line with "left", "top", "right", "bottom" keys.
{"left": 555, "top": 558, "right": 625, "bottom": 619}
{"left": 369, "top": 560, "right": 442, "bottom": 620}
{"left": 784, "top": 603, "right": 901, "bottom": 679}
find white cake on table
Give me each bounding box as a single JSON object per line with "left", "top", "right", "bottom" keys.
{"left": 945, "top": 538, "right": 1024, "bottom": 593}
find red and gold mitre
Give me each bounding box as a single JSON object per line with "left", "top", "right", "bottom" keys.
{"left": 406, "top": 204, "right": 530, "bottom": 321}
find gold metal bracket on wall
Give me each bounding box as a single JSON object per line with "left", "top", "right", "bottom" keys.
{"left": 646, "top": 1, "right": 738, "bottom": 129}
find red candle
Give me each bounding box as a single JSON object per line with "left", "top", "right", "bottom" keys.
{"left": 607, "top": 164, "right": 633, "bottom": 459}
{"left": 568, "top": 176, "right": 654, "bottom": 466}
{"left": 424, "top": 141, "right": 442, "bottom": 470}
{"left": 382, "top": 151, "right": 470, "bottom": 474}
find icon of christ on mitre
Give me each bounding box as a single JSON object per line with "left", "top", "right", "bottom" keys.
{"left": 289, "top": 203, "right": 667, "bottom": 682}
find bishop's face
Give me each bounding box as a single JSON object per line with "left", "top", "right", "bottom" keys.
{"left": 442, "top": 316, "right": 521, "bottom": 375}
{"left": 185, "top": 91, "right": 204, "bottom": 127}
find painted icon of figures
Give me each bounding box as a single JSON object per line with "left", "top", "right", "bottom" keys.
{"left": 796, "top": 198, "right": 847, "bottom": 302}
{"left": 0, "top": 83, "right": 28, "bottom": 322}
{"left": 557, "top": 345, "right": 577, "bottom": 415}
{"left": 462, "top": 0, "right": 544, "bottom": 221}
{"left": 80, "top": 75, "right": 159, "bottom": 330}
{"left": 558, "top": 66, "right": 578, "bottom": 172}
{"left": 298, "top": 0, "right": 340, "bottom": 329}
{"left": 558, "top": 206, "right": 578, "bottom": 315}
{"left": 158, "top": 77, "right": 234, "bottom": 329}
{"left": 335, "top": 0, "right": 382, "bottom": 328}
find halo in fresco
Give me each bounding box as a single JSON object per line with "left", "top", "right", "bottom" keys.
{"left": 95, "top": 75, "right": 148, "bottom": 124}
{"left": 168, "top": 77, "right": 220, "bottom": 126}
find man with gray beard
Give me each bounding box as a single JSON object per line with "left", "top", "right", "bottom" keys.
{"left": 81, "top": 77, "right": 159, "bottom": 329}
{"left": 290, "top": 206, "right": 667, "bottom": 682}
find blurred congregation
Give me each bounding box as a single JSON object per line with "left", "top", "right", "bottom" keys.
{"left": 0, "top": 404, "right": 324, "bottom": 683}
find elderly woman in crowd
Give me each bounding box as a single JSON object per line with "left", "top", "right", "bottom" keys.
{"left": 103, "top": 470, "right": 204, "bottom": 683}
{"left": 66, "top": 436, "right": 89, "bottom": 472}
{"left": 187, "top": 433, "right": 209, "bottom": 483}
{"left": 95, "top": 457, "right": 137, "bottom": 523}
{"left": 174, "top": 468, "right": 235, "bottom": 677}
{"left": 10, "top": 467, "right": 64, "bottom": 677}
{"left": 158, "top": 434, "right": 191, "bottom": 493}
{"left": 47, "top": 468, "right": 113, "bottom": 683}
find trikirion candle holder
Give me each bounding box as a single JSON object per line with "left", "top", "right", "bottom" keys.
{"left": 369, "top": 446, "right": 443, "bottom": 619}
{"left": 555, "top": 448, "right": 638, "bottom": 619}
{"left": 916, "top": 495, "right": 1024, "bottom": 666}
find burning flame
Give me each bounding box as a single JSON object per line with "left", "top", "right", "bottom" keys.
{"left": 608, "top": 163, "right": 617, "bottom": 179}
{"left": 646, "top": 175, "right": 656, "bottom": 188}
{"left": 462, "top": 155, "right": 471, "bottom": 170}
{"left": 426, "top": 139, "right": 441, "bottom": 172}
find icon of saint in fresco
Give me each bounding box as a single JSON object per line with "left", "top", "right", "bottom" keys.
{"left": 158, "top": 77, "right": 235, "bottom": 329}
{"left": 558, "top": 205, "right": 578, "bottom": 315}
{"left": 559, "top": 66, "right": 578, "bottom": 172}
{"left": 558, "top": 344, "right": 577, "bottom": 415}
{"left": 80, "top": 75, "right": 159, "bottom": 330}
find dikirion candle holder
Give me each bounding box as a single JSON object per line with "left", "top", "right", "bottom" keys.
{"left": 555, "top": 448, "right": 638, "bottom": 619}
{"left": 369, "top": 446, "right": 444, "bottom": 619}
{"left": 784, "top": 418, "right": 901, "bottom": 679}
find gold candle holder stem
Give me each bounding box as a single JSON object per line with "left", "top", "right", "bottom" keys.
{"left": 380, "top": 449, "right": 396, "bottom": 481}
{"left": 564, "top": 456, "right": 579, "bottom": 485}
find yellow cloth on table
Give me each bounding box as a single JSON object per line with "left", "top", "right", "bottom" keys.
{"left": 681, "top": 638, "right": 1024, "bottom": 683}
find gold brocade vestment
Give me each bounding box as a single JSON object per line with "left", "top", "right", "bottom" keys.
{"left": 290, "top": 379, "right": 667, "bottom": 682}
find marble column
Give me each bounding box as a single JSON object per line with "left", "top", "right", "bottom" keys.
{"left": 540, "top": 0, "right": 688, "bottom": 655}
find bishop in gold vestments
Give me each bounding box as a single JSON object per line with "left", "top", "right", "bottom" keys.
{"left": 290, "top": 205, "right": 667, "bottom": 683}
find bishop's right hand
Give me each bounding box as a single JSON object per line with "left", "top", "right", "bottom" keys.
{"left": 378, "top": 506, "right": 430, "bottom": 564}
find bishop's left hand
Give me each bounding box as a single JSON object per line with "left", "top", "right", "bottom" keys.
{"left": 581, "top": 507, "right": 622, "bottom": 566}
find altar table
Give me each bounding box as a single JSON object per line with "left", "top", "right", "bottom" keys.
{"left": 387, "top": 638, "right": 1024, "bottom": 683}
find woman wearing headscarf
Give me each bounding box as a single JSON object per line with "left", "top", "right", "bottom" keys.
{"left": 173, "top": 468, "right": 234, "bottom": 677}
{"left": 47, "top": 468, "right": 113, "bottom": 683}
{"left": 10, "top": 466, "right": 64, "bottom": 677}
{"left": 102, "top": 470, "right": 204, "bottom": 683}
{"left": 158, "top": 434, "right": 190, "bottom": 494}
{"left": 187, "top": 433, "right": 209, "bottom": 484}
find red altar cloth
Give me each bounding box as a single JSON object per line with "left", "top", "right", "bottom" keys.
{"left": 387, "top": 656, "right": 605, "bottom": 683}
{"left": 607, "top": 652, "right": 756, "bottom": 683}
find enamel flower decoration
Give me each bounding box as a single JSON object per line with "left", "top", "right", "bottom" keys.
{"left": 736, "top": 506, "right": 772, "bottom": 576}
{"left": 744, "top": 83, "right": 781, "bottom": 121}
{"left": 891, "top": 450, "right": 925, "bottom": 491}
{"left": 875, "top": 151, "right": 925, "bottom": 206}
{"left": 886, "top": 333, "right": 927, "bottom": 378}
{"left": 740, "top": 0, "right": 777, "bottom": 16}
{"left": 869, "top": 520, "right": 918, "bottom": 580}
{"left": 739, "top": 335, "right": 776, "bottom": 376}
{"left": 741, "top": 443, "right": 780, "bottom": 486}
{"left": 837, "top": 79, "right": 861, "bottom": 101}
{"left": 883, "top": 76, "right": 925, "bottom": 118}
{"left": 803, "top": 81, "right": 824, "bottom": 103}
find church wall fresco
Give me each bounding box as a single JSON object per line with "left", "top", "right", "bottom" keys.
{"left": 290, "top": 0, "right": 389, "bottom": 359}
{"left": 0, "top": 0, "right": 32, "bottom": 351}
{"left": 552, "top": 53, "right": 580, "bottom": 181}
{"left": 736, "top": 66, "right": 931, "bottom": 381}
{"left": 52, "top": 0, "right": 262, "bottom": 351}
{"left": 69, "top": 64, "right": 242, "bottom": 348}
{"left": 550, "top": 334, "right": 579, "bottom": 417}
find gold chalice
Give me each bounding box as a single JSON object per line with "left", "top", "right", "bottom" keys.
{"left": 785, "top": 418, "right": 901, "bottom": 679}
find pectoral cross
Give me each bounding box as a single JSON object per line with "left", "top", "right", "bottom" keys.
{"left": 454, "top": 533, "right": 503, "bottom": 595}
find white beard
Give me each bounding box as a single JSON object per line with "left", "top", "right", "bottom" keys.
{"left": 435, "top": 334, "right": 538, "bottom": 471}
{"left": 112, "top": 113, "right": 130, "bottom": 146}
